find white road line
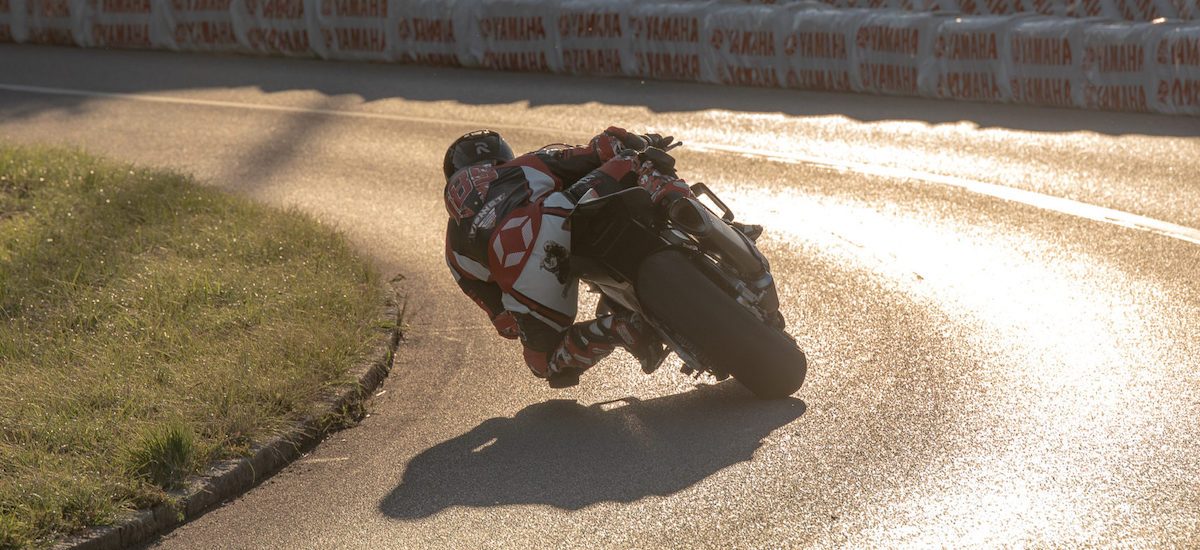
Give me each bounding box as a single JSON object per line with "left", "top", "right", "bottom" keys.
{"left": 4, "top": 82, "right": 1198, "bottom": 247}
{"left": 688, "top": 143, "right": 1200, "bottom": 247}
{"left": 0, "top": 82, "right": 556, "bottom": 134}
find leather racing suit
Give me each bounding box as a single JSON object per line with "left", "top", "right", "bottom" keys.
{"left": 444, "top": 127, "right": 691, "bottom": 381}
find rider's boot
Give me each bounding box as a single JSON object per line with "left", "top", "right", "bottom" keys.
{"left": 543, "top": 321, "right": 617, "bottom": 387}
{"left": 543, "top": 311, "right": 667, "bottom": 387}
{"left": 608, "top": 310, "right": 668, "bottom": 374}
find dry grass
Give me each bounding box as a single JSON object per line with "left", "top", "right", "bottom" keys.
{"left": 0, "top": 145, "right": 382, "bottom": 549}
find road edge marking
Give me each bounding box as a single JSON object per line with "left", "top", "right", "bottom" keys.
{"left": 4, "top": 82, "right": 1197, "bottom": 247}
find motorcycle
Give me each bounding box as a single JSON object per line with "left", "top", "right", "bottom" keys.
{"left": 565, "top": 144, "right": 807, "bottom": 399}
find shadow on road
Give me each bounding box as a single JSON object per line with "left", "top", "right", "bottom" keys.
{"left": 2, "top": 44, "right": 1197, "bottom": 137}
{"left": 378, "top": 382, "right": 806, "bottom": 519}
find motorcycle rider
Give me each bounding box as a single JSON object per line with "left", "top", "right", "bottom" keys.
{"left": 443, "top": 127, "right": 694, "bottom": 386}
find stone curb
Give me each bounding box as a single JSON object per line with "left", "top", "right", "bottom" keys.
{"left": 54, "top": 294, "right": 403, "bottom": 550}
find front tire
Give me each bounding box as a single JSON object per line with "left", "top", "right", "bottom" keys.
{"left": 636, "top": 250, "right": 806, "bottom": 398}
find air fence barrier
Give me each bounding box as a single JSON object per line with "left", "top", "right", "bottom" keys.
{"left": 0, "top": 0, "right": 1196, "bottom": 115}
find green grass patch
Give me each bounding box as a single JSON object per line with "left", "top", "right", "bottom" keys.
{"left": 0, "top": 145, "right": 383, "bottom": 549}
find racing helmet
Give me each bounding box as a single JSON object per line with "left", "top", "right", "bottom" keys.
{"left": 442, "top": 130, "right": 514, "bottom": 179}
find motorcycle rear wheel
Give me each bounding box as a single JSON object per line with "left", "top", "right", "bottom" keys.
{"left": 636, "top": 250, "right": 807, "bottom": 399}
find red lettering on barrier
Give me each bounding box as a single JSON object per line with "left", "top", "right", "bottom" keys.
{"left": 320, "top": 0, "right": 384, "bottom": 18}
{"left": 1117, "top": 0, "right": 1159, "bottom": 20}
{"left": 937, "top": 71, "right": 1002, "bottom": 100}
{"left": 786, "top": 31, "right": 847, "bottom": 59}
{"left": 397, "top": 18, "right": 455, "bottom": 43}
{"left": 1011, "top": 77, "right": 1074, "bottom": 106}
{"left": 1030, "top": 0, "right": 1054, "bottom": 14}
{"left": 245, "top": 0, "right": 303, "bottom": 19}
{"left": 483, "top": 51, "right": 550, "bottom": 72}
{"left": 859, "top": 63, "right": 919, "bottom": 93}
{"left": 27, "top": 27, "right": 74, "bottom": 45}
{"left": 856, "top": 25, "right": 920, "bottom": 56}
{"left": 935, "top": 31, "right": 999, "bottom": 60}
{"left": 322, "top": 27, "right": 385, "bottom": 52}
{"left": 636, "top": 52, "right": 701, "bottom": 80}
{"left": 562, "top": 49, "right": 622, "bottom": 74}
{"left": 1085, "top": 43, "right": 1144, "bottom": 72}
{"left": 632, "top": 15, "right": 700, "bottom": 43}
{"left": 1157, "top": 79, "right": 1200, "bottom": 107}
{"left": 171, "top": 0, "right": 231, "bottom": 10}
{"left": 101, "top": 0, "right": 150, "bottom": 13}
{"left": 712, "top": 28, "right": 775, "bottom": 56}
{"left": 92, "top": 23, "right": 150, "bottom": 46}
{"left": 398, "top": 51, "right": 460, "bottom": 67}
{"left": 27, "top": 0, "right": 71, "bottom": 18}
{"left": 718, "top": 64, "right": 779, "bottom": 87}
{"left": 1172, "top": 0, "right": 1197, "bottom": 19}
{"left": 732, "top": 29, "right": 775, "bottom": 56}
{"left": 175, "top": 20, "right": 236, "bottom": 45}
{"left": 1157, "top": 36, "right": 1200, "bottom": 66}
{"left": 1011, "top": 36, "right": 1072, "bottom": 65}
{"left": 247, "top": 27, "right": 309, "bottom": 52}
{"left": 479, "top": 16, "right": 546, "bottom": 41}
{"left": 986, "top": 0, "right": 1011, "bottom": 14}
{"left": 558, "top": 12, "right": 621, "bottom": 39}
{"left": 786, "top": 68, "right": 853, "bottom": 91}
{"left": 1084, "top": 84, "right": 1149, "bottom": 111}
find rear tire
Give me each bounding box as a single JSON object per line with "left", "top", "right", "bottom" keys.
{"left": 636, "top": 250, "right": 806, "bottom": 399}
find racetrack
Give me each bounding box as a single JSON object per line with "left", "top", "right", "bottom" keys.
{"left": 2, "top": 44, "right": 1199, "bottom": 548}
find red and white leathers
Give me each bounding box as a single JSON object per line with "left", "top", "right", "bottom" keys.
{"left": 445, "top": 127, "right": 681, "bottom": 380}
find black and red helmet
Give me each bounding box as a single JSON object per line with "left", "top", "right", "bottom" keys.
{"left": 442, "top": 130, "right": 514, "bottom": 180}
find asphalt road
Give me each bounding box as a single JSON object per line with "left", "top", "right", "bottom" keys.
{"left": 3, "top": 45, "right": 1199, "bottom": 548}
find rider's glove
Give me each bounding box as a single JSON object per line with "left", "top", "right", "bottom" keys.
{"left": 591, "top": 126, "right": 641, "bottom": 161}
{"left": 590, "top": 127, "right": 676, "bottom": 161}
{"left": 491, "top": 310, "right": 520, "bottom": 340}
{"left": 638, "top": 147, "right": 677, "bottom": 176}
{"left": 637, "top": 160, "right": 695, "bottom": 205}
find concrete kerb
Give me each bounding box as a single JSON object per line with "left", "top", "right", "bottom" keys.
{"left": 54, "top": 291, "right": 405, "bottom": 550}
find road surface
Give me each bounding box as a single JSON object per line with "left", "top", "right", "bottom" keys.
{"left": 2, "top": 45, "right": 1199, "bottom": 548}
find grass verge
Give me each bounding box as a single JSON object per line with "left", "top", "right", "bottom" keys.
{"left": 0, "top": 145, "right": 383, "bottom": 549}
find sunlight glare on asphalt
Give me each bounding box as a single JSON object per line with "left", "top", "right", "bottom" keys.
{"left": 717, "top": 184, "right": 1184, "bottom": 544}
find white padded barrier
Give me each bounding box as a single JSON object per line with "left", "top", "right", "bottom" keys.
{"left": 457, "top": 0, "right": 562, "bottom": 72}
{"left": 629, "top": 0, "right": 714, "bottom": 82}
{"left": 309, "top": 0, "right": 390, "bottom": 60}
{"left": 557, "top": 0, "right": 633, "bottom": 76}
{"left": 1081, "top": 20, "right": 1159, "bottom": 112}
{"left": 1151, "top": 21, "right": 1200, "bottom": 112}
{"left": 80, "top": 0, "right": 169, "bottom": 49}
{"left": 781, "top": 7, "right": 860, "bottom": 91}
{"left": 1007, "top": 15, "right": 1088, "bottom": 107}
{"left": 1, "top": 0, "right": 1193, "bottom": 115}
{"left": 852, "top": 10, "right": 938, "bottom": 96}
{"left": 230, "top": 0, "right": 312, "bottom": 56}
{"left": 165, "top": 0, "right": 240, "bottom": 51}
{"left": 0, "top": 0, "right": 24, "bottom": 43}
{"left": 393, "top": 0, "right": 460, "bottom": 67}
{"left": 22, "top": 0, "right": 83, "bottom": 46}
{"left": 925, "top": 15, "right": 1013, "bottom": 103}
{"left": 705, "top": 3, "right": 789, "bottom": 87}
